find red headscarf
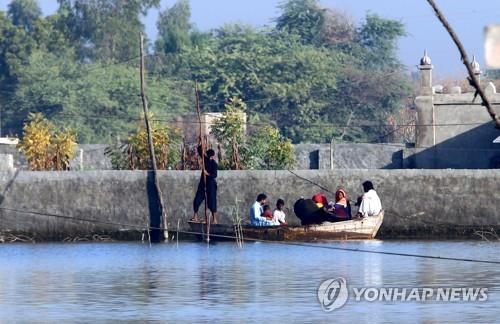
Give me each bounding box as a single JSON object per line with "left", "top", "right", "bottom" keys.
{"left": 312, "top": 193, "right": 328, "bottom": 208}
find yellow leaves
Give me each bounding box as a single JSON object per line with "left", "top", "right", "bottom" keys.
{"left": 18, "top": 113, "right": 77, "bottom": 171}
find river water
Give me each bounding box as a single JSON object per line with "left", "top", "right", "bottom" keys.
{"left": 0, "top": 240, "right": 499, "bottom": 323}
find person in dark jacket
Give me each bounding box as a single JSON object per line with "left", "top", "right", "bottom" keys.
{"left": 191, "top": 145, "right": 218, "bottom": 224}
{"left": 293, "top": 198, "right": 343, "bottom": 225}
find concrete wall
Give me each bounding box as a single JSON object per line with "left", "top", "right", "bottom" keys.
{"left": 0, "top": 145, "right": 25, "bottom": 169}
{"left": 0, "top": 154, "right": 14, "bottom": 171}
{"left": 0, "top": 169, "right": 499, "bottom": 240}
{"left": 70, "top": 144, "right": 112, "bottom": 170}
{"left": 294, "top": 143, "right": 405, "bottom": 170}
{"left": 294, "top": 144, "right": 329, "bottom": 169}
{"left": 0, "top": 144, "right": 113, "bottom": 171}
{"left": 331, "top": 144, "right": 404, "bottom": 169}
{"left": 4, "top": 142, "right": 405, "bottom": 171}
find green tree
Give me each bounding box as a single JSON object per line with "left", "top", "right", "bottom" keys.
{"left": 244, "top": 125, "right": 295, "bottom": 170}
{"left": 0, "top": 0, "right": 412, "bottom": 147}
{"left": 6, "top": 49, "right": 193, "bottom": 142}
{"left": 210, "top": 97, "right": 246, "bottom": 170}
{"left": 0, "top": 11, "right": 35, "bottom": 132}
{"left": 30, "top": 14, "right": 74, "bottom": 56}
{"left": 210, "top": 98, "right": 294, "bottom": 170}
{"left": 330, "top": 66, "right": 411, "bottom": 142}
{"left": 0, "top": 11, "right": 34, "bottom": 82}
{"left": 357, "top": 14, "right": 406, "bottom": 69}
{"left": 7, "top": 0, "right": 41, "bottom": 32}
{"left": 324, "top": 14, "right": 409, "bottom": 142}
{"left": 56, "top": 0, "right": 160, "bottom": 61}
{"left": 275, "top": 0, "right": 325, "bottom": 45}
{"left": 184, "top": 25, "right": 343, "bottom": 143}
{"left": 155, "top": 0, "right": 191, "bottom": 55}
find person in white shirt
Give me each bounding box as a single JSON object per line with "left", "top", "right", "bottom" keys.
{"left": 356, "top": 181, "right": 382, "bottom": 217}
{"left": 250, "top": 193, "right": 276, "bottom": 226}
{"left": 272, "top": 199, "right": 288, "bottom": 226}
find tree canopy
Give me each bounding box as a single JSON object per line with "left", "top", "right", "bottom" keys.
{"left": 0, "top": 0, "right": 411, "bottom": 145}
{"left": 7, "top": 0, "right": 41, "bottom": 32}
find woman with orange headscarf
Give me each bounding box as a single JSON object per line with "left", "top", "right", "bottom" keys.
{"left": 332, "top": 189, "right": 352, "bottom": 220}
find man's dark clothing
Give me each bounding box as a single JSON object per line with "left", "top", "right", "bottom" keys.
{"left": 193, "top": 146, "right": 218, "bottom": 213}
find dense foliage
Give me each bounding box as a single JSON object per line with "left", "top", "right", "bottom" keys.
{"left": 105, "top": 114, "right": 182, "bottom": 170}
{"left": 0, "top": 0, "right": 411, "bottom": 146}
{"left": 211, "top": 98, "right": 295, "bottom": 170}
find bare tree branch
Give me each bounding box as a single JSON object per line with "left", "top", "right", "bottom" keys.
{"left": 426, "top": 0, "right": 500, "bottom": 129}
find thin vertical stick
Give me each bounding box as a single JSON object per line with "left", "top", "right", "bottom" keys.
{"left": 204, "top": 134, "right": 211, "bottom": 242}
{"left": 181, "top": 137, "right": 187, "bottom": 170}
{"left": 330, "top": 138, "right": 334, "bottom": 170}
{"left": 426, "top": 0, "right": 500, "bottom": 129}
{"left": 140, "top": 33, "right": 168, "bottom": 242}
{"left": 232, "top": 196, "right": 243, "bottom": 248}
{"left": 176, "top": 218, "right": 180, "bottom": 247}
{"left": 194, "top": 81, "right": 210, "bottom": 243}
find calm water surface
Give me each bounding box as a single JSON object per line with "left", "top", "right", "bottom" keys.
{"left": 0, "top": 240, "right": 499, "bottom": 323}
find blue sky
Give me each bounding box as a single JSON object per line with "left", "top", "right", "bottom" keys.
{"left": 1, "top": 0, "right": 499, "bottom": 77}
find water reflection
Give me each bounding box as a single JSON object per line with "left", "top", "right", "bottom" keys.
{"left": 0, "top": 241, "right": 499, "bottom": 322}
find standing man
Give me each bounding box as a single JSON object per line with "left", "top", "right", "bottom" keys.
{"left": 191, "top": 145, "right": 218, "bottom": 224}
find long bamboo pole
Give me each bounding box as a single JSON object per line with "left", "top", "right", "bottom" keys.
{"left": 140, "top": 34, "right": 168, "bottom": 242}
{"left": 194, "top": 81, "right": 210, "bottom": 243}
{"left": 426, "top": 0, "right": 500, "bottom": 129}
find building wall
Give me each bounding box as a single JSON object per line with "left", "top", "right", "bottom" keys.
{"left": 0, "top": 169, "right": 499, "bottom": 239}
{"left": 414, "top": 58, "right": 500, "bottom": 168}
{"left": 293, "top": 143, "right": 405, "bottom": 170}
{"left": 1, "top": 142, "right": 406, "bottom": 171}
{"left": 70, "top": 144, "right": 112, "bottom": 170}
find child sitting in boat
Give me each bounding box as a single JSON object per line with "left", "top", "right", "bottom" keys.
{"left": 262, "top": 205, "right": 273, "bottom": 221}
{"left": 272, "top": 199, "right": 288, "bottom": 225}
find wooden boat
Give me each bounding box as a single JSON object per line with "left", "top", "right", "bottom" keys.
{"left": 188, "top": 210, "right": 384, "bottom": 242}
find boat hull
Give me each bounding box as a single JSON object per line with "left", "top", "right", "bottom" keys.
{"left": 188, "top": 210, "right": 384, "bottom": 242}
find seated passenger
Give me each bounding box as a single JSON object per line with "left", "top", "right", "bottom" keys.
{"left": 294, "top": 198, "right": 344, "bottom": 226}
{"left": 262, "top": 205, "right": 273, "bottom": 220}
{"left": 357, "top": 181, "right": 382, "bottom": 217}
{"left": 250, "top": 193, "right": 276, "bottom": 226}
{"left": 272, "top": 199, "right": 288, "bottom": 226}
{"left": 331, "top": 188, "right": 352, "bottom": 220}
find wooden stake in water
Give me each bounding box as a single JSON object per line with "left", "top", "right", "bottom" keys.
{"left": 140, "top": 33, "right": 168, "bottom": 242}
